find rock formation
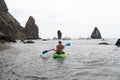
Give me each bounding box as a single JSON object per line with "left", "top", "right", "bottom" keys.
{"left": 21, "top": 40, "right": 34, "bottom": 44}
{"left": 98, "top": 42, "right": 110, "bottom": 45}
{"left": 57, "top": 30, "right": 62, "bottom": 39}
{"left": 24, "top": 16, "right": 39, "bottom": 39}
{"left": 91, "top": 27, "right": 102, "bottom": 39}
{"left": 0, "top": 31, "right": 4, "bottom": 36}
{"left": 115, "top": 39, "right": 120, "bottom": 47}
{"left": 0, "top": 0, "right": 24, "bottom": 42}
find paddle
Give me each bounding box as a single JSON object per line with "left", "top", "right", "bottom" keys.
{"left": 42, "top": 43, "right": 71, "bottom": 54}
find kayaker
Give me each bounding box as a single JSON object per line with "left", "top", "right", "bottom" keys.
{"left": 53, "top": 41, "right": 65, "bottom": 54}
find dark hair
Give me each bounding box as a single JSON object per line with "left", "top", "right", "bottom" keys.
{"left": 58, "top": 41, "right": 62, "bottom": 43}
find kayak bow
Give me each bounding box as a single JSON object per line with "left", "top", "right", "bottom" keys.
{"left": 53, "top": 52, "right": 67, "bottom": 58}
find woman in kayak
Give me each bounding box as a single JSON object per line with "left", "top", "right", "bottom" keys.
{"left": 53, "top": 41, "right": 65, "bottom": 54}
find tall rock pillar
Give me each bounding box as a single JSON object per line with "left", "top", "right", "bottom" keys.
{"left": 91, "top": 27, "right": 102, "bottom": 39}
{"left": 57, "top": 30, "right": 62, "bottom": 39}
{"left": 24, "top": 16, "right": 39, "bottom": 39}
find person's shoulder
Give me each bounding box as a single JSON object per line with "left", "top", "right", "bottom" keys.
{"left": 56, "top": 45, "right": 60, "bottom": 47}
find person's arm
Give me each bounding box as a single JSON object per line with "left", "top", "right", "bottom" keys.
{"left": 52, "top": 49, "right": 56, "bottom": 51}
{"left": 52, "top": 45, "right": 58, "bottom": 51}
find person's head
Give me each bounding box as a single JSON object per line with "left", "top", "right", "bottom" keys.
{"left": 58, "top": 41, "right": 62, "bottom": 44}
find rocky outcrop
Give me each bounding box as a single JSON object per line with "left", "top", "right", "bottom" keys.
{"left": 91, "top": 27, "right": 102, "bottom": 39}
{"left": 98, "top": 42, "right": 110, "bottom": 45}
{"left": 115, "top": 39, "right": 120, "bottom": 47}
{"left": 0, "top": 31, "right": 16, "bottom": 43}
{"left": 0, "top": 35, "right": 16, "bottom": 43}
{"left": 0, "top": 31, "right": 4, "bottom": 36}
{"left": 0, "top": 0, "right": 24, "bottom": 41}
{"left": 0, "top": 0, "right": 8, "bottom": 12}
{"left": 57, "top": 30, "right": 62, "bottom": 39}
{"left": 24, "top": 16, "right": 39, "bottom": 39}
{"left": 21, "top": 40, "right": 34, "bottom": 44}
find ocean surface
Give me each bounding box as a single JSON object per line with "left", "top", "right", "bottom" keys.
{"left": 0, "top": 39, "right": 120, "bottom": 80}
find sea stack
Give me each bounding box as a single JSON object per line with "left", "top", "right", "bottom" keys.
{"left": 24, "top": 16, "right": 39, "bottom": 39}
{"left": 91, "top": 27, "right": 102, "bottom": 39}
{"left": 0, "top": 0, "right": 24, "bottom": 42}
{"left": 57, "top": 30, "right": 62, "bottom": 39}
{"left": 115, "top": 39, "right": 120, "bottom": 47}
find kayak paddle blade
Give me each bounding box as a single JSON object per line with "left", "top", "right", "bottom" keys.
{"left": 42, "top": 49, "right": 53, "bottom": 54}
{"left": 65, "top": 43, "right": 71, "bottom": 46}
{"left": 42, "top": 50, "right": 49, "bottom": 54}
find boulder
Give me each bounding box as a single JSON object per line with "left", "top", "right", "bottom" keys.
{"left": 115, "top": 39, "right": 120, "bottom": 47}
{"left": 42, "top": 39, "right": 48, "bottom": 41}
{"left": 98, "top": 42, "right": 110, "bottom": 45}
{"left": 0, "top": 31, "right": 4, "bottom": 36}
{"left": 91, "top": 27, "right": 102, "bottom": 39}
{"left": 21, "top": 40, "right": 34, "bottom": 44}
{"left": 24, "top": 16, "right": 39, "bottom": 39}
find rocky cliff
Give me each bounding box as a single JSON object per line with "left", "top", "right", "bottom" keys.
{"left": 0, "top": 0, "right": 24, "bottom": 41}
{"left": 24, "top": 16, "right": 39, "bottom": 39}
{"left": 91, "top": 27, "right": 102, "bottom": 39}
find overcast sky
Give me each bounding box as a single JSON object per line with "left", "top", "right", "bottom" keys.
{"left": 5, "top": 0, "right": 120, "bottom": 38}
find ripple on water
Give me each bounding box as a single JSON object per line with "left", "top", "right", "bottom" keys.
{"left": 1, "top": 39, "right": 120, "bottom": 80}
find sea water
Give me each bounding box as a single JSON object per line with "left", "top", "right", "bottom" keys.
{"left": 0, "top": 39, "right": 120, "bottom": 80}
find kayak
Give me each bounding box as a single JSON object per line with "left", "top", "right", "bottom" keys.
{"left": 53, "top": 52, "right": 67, "bottom": 58}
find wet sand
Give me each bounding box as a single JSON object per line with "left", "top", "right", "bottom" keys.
{"left": 0, "top": 43, "right": 10, "bottom": 51}
{"left": 0, "top": 43, "right": 21, "bottom": 80}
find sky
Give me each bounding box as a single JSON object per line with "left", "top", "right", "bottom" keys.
{"left": 5, "top": 0, "right": 120, "bottom": 39}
